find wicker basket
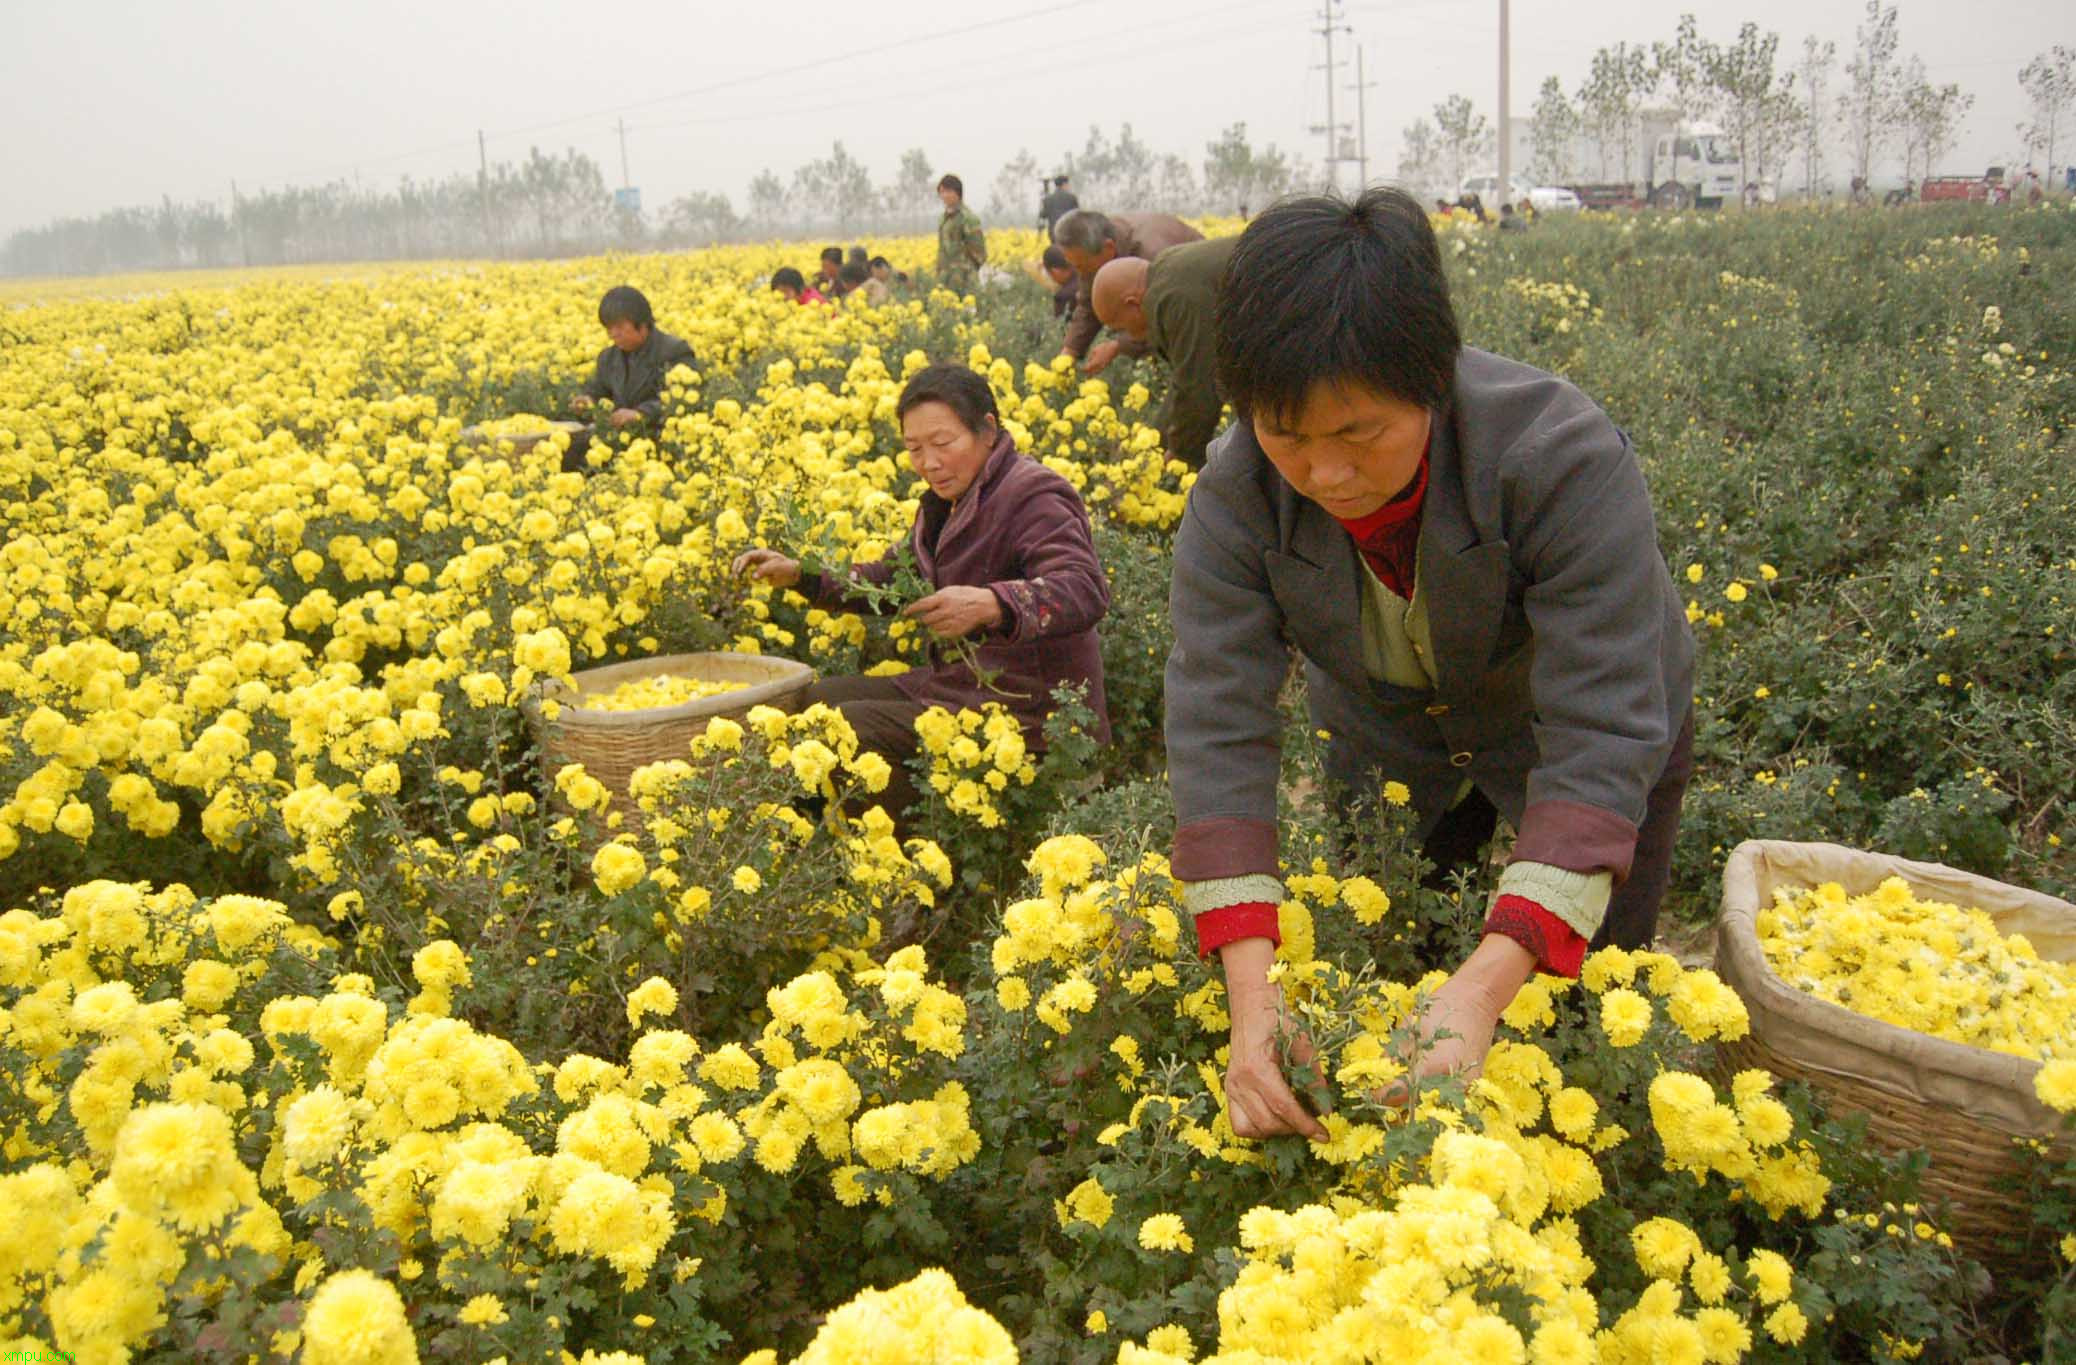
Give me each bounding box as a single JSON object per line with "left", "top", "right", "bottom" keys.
{"left": 525, "top": 653, "right": 816, "bottom": 818}
{"left": 1715, "top": 839, "right": 2076, "bottom": 1258}
{"left": 456, "top": 419, "right": 585, "bottom": 460}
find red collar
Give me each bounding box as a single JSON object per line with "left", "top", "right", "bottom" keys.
{"left": 1330, "top": 453, "right": 1428, "bottom": 538}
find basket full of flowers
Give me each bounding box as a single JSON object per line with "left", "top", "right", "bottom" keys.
{"left": 1715, "top": 838, "right": 2076, "bottom": 1256}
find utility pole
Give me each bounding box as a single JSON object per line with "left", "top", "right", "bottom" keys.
{"left": 617, "top": 116, "right": 631, "bottom": 189}
{"left": 1347, "top": 44, "right": 1376, "bottom": 190}
{"left": 1310, "top": 0, "right": 1352, "bottom": 191}
{"left": 477, "top": 129, "right": 492, "bottom": 255}
{"left": 1497, "top": 0, "right": 1512, "bottom": 203}
{"left": 230, "top": 179, "right": 249, "bottom": 267}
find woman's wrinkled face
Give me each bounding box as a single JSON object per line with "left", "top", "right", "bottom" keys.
{"left": 903, "top": 401, "right": 995, "bottom": 502}
{"left": 604, "top": 319, "right": 648, "bottom": 352}
{"left": 1253, "top": 381, "right": 1432, "bottom": 520}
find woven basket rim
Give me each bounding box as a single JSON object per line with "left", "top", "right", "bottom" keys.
{"left": 1716, "top": 838, "right": 2069, "bottom": 1136}
{"left": 525, "top": 652, "right": 816, "bottom": 732}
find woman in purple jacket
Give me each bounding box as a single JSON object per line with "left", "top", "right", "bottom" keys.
{"left": 733, "top": 364, "right": 1112, "bottom": 819}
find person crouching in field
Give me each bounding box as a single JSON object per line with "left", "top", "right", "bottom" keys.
{"left": 769, "top": 268, "right": 826, "bottom": 305}
{"left": 566, "top": 285, "right": 697, "bottom": 472}
{"left": 1164, "top": 188, "right": 1695, "bottom": 1142}
{"left": 733, "top": 364, "right": 1111, "bottom": 823}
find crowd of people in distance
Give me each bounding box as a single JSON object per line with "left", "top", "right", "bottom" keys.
{"left": 769, "top": 245, "right": 908, "bottom": 307}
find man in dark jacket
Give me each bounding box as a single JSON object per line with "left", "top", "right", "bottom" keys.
{"left": 568, "top": 285, "right": 697, "bottom": 471}
{"left": 1165, "top": 189, "right": 1694, "bottom": 1141}
{"left": 1051, "top": 208, "right": 1203, "bottom": 373}
{"left": 1090, "top": 234, "right": 1236, "bottom": 469}
{"left": 1039, "top": 174, "right": 1079, "bottom": 233}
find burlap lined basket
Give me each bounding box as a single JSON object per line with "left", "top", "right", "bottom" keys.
{"left": 1715, "top": 839, "right": 2076, "bottom": 1258}
{"left": 524, "top": 653, "right": 816, "bottom": 817}
{"left": 456, "top": 419, "right": 585, "bottom": 460}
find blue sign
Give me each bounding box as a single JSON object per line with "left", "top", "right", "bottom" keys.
{"left": 614, "top": 187, "right": 642, "bottom": 213}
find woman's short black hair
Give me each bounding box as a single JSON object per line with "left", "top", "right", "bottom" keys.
{"left": 770, "top": 266, "right": 806, "bottom": 292}
{"left": 821, "top": 246, "right": 843, "bottom": 266}
{"left": 896, "top": 363, "right": 999, "bottom": 434}
{"left": 1041, "top": 244, "right": 1069, "bottom": 271}
{"left": 1213, "top": 187, "right": 1459, "bottom": 425}
{"left": 937, "top": 173, "right": 964, "bottom": 198}
{"left": 869, "top": 255, "right": 891, "bottom": 270}
{"left": 598, "top": 285, "right": 653, "bottom": 330}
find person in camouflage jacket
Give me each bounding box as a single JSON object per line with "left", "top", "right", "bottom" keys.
{"left": 935, "top": 174, "right": 987, "bottom": 294}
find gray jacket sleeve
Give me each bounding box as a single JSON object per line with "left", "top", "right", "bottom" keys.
{"left": 1508, "top": 404, "right": 1685, "bottom": 876}
{"left": 1164, "top": 470, "right": 1289, "bottom": 882}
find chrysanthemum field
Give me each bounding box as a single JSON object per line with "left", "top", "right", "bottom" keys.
{"left": 2, "top": 207, "right": 2073, "bottom": 1363}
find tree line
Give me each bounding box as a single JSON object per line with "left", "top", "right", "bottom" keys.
{"left": 1, "top": 123, "right": 1302, "bottom": 278}
{"left": 1399, "top": 4, "right": 2070, "bottom": 200}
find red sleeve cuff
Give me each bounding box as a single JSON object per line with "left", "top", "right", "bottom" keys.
{"left": 1484, "top": 894, "right": 1588, "bottom": 978}
{"left": 1193, "top": 902, "right": 1281, "bottom": 958}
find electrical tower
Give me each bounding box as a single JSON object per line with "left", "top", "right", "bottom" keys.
{"left": 1310, "top": 0, "right": 1356, "bottom": 192}
{"left": 1346, "top": 43, "right": 1377, "bottom": 190}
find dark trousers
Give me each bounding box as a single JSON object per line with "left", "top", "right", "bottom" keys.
{"left": 803, "top": 675, "right": 928, "bottom": 824}
{"left": 1417, "top": 711, "right": 1694, "bottom": 950}
{"left": 559, "top": 430, "right": 594, "bottom": 474}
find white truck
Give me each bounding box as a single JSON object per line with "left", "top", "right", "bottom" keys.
{"left": 1640, "top": 117, "right": 1743, "bottom": 209}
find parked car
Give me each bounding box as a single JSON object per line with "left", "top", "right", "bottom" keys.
{"left": 1456, "top": 174, "right": 1583, "bottom": 213}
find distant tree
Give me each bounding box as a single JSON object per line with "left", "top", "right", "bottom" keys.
{"left": 518, "top": 147, "right": 610, "bottom": 250}
{"left": 787, "top": 142, "right": 874, "bottom": 233}
{"left": 1652, "top": 13, "right": 1719, "bottom": 177}
{"left": 665, "top": 191, "right": 739, "bottom": 245}
{"left": 1203, "top": 122, "right": 1294, "bottom": 215}
{"left": 1156, "top": 154, "right": 1200, "bottom": 213}
{"left": 746, "top": 170, "right": 789, "bottom": 235}
{"left": 1839, "top": 0, "right": 1902, "bottom": 185}
{"left": 188, "top": 203, "right": 234, "bottom": 267}
{"left": 1753, "top": 75, "right": 1804, "bottom": 193}
{"left": 1059, "top": 124, "right": 1158, "bottom": 209}
{"left": 1579, "top": 41, "right": 1652, "bottom": 180}
{"left": 824, "top": 142, "right": 876, "bottom": 231}
{"left": 886, "top": 148, "right": 937, "bottom": 230}
{"left": 1110, "top": 124, "right": 1158, "bottom": 208}
{"left": 2017, "top": 46, "right": 2075, "bottom": 180}
{"left": 1790, "top": 36, "right": 1837, "bottom": 197}
{"left": 1431, "top": 94, "right": 1493, "bottom": 193}
{"left": 987, "top": 149, "right": 1042, "bottom": 222}
{"left": 1396, "top": 118, "right": 1442, "bottom": 198}
{"left": 1897, "top": 58, "right": 1973, "bottom": 182}
{"left": 1529, "top": 76, "right": 1580, "bottom": 185}
{"left": 1707, "top": 22, "right": 1782, "bottom": 188}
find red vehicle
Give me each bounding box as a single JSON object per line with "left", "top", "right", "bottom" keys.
{"left": 1920, "top": 176, "right": 1987, "bottom": 203}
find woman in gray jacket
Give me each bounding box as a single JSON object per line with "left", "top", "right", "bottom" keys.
{"left": 1165, "top": 188, "right": 1694, "bottom": 1141}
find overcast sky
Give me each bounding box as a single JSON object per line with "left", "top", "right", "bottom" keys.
{"left": 2, "top": 0, "right": 2066, "bottom": 236}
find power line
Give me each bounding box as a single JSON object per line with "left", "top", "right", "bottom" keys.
{"left": 626, "top": 0, "right": 1273, "bottom": 134}
{"left": 482, "top": 0, "right": 1104, "bottom": 146}
{"left": 242, "top": 0, "right": 1102, "bottom": 191}
{"left": 627, "top": 9, "right": 1291, "bottom": 137}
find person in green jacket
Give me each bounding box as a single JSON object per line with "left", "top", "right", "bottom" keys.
{"left": 1090, "top": 236, "right": 1236, "bottom": 469}
{"left": 936, "top": 174, "right": 987, "bottom": 295}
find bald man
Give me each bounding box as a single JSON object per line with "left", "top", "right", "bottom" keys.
{"left": 1052, "top": 208, "right": 1204, "bottom": 374}
{"left": 1091, "top": 234, "right": 1236, "bottom": 470}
